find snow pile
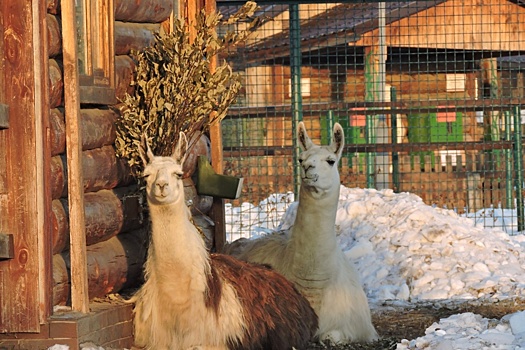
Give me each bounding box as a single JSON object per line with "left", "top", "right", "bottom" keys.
{"left": 398, "top": 311, "right": 525, "bottom": 350}
{"left": 272, "top": 186, "right": 525, "bottom": 303}
{"left": 225, "top": 192, "right": 295, "bottom": 239}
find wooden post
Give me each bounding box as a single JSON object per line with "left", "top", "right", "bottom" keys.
{"left": 204, "top": 0, "right": 227, "bottom": 252}
{"left": 480, "top": 58, "right": 501, "bottom": 142}
{"left": 61, "top": 0, "right": 89, "bottom": 313}
{"left": 467, "top": 173, "right": 482, "bottom": 213}
{"left": 33, "top": 0, "right": 53, "bottom": 324}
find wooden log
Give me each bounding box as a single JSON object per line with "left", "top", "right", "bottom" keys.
{"left": 47, "top": 0, "right": 59, "bottom": 14}
{"left": 82, "top": 146, "right": 121, "bottom": 192}
{"left": 50, "top": 155, "right": 66, "bottom": 199}
{"left": 113, "top": 185, "right": 144, "bottom": 234}
{"left": 114, "top": 0, "right": 173, "bottom": 23}
{"left": 53, "top": 186, "right": 143, "bottom": 254}
{"left": 81, "top": 109, "right": 117, "bottom": 150}
{"left": 184, "top": 133, "right": 211, "bottom": 178}
{"left": 85, "top": 229, "right": 147, "bottom": 299}
{"left": 60, "top": 190, "right": 122, "bottom": 247}
{"left": 47, "top": 14, "right": 61, "bottom": 58}
{"left": 193, "top": 214, "right": 214, "bottom": 251}
{"left": 183, "top": 177, "right": 213, "bottom": 216}
{"left": 114, "top": 55, "right": 135, "bottom": 101}
{"left": 51, "top": 199, "right": 69, "bottom": 254}
{"left": 50, "top": 108, "right": 66, "bottom": 156}
{"left": 56, "top": 229, "right": 147, "bottom": 303}
{"left": 49, "top": 58, "right": 63, "bottom": 109}
{"left": 84, "top": 190, "right": 123, "bottom": 245}
{"left": 53, "top": 254, "right": 70, "bottom": 306}
{"left": 52, "top": 148, "right": 135, "bottom": 199}
{"left": 51, "top": 108, "right": 118, "bottom": 152}
{"left": 114, "top": 21, "right": 159, "bottom": 55}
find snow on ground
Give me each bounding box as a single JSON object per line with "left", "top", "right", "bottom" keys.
{"left": 225, "top": 186, "right": 525, "bottom": 349}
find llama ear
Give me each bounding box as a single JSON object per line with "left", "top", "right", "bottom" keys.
{"left": 330, "top": 123, "right": 344, "bottom": 160}
{"left": 139, "top": 133, "right": 154, "bottom": 165}
{"left": 172, "top": 131, "right": 188, "bottom": 164}
{"left": 298, "top": 122, "right": 314, "bottom": 151}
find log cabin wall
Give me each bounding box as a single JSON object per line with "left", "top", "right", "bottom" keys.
{"left": 47, "top": 0, "right": 214, "bottom": 307}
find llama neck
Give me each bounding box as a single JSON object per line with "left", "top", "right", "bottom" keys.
{"left": 290, "top": 184, "right": 339, "bottom": 247}
{"left": 148, "top": 200, "right": 209, "bottom": 272}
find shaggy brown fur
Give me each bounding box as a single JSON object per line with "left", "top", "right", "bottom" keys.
{"left": 209, "top": 254, "right": 318, "bottom": 350}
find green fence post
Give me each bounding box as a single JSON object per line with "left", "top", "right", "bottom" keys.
{"left": 289, "top": 4, "right": 303, "bottom": 197}
{"left": 391, "top": 86, "right": 399, "bottom": 192}
{"left": 504, "top": 110, "right": 513, "bottom": 209}
{"left": 513, "top": 106, "right": 524, "bottom": 232}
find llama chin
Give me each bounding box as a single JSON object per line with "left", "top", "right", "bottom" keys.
{"left": 131, "top": 132, "right": 318, "bottom": 350}
{"left": 223, "top": 122, "right": 378, "bottom": 344}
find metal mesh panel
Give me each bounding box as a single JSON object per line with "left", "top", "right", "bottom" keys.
{"left": 218, "top": 0, "right": 525, "bottom": 239}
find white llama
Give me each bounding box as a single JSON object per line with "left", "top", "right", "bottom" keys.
{"left": 223, "top": 122, "right": 378, "bottom": 344}
{"left": 131, "top": 132, "right": 318, "bottom": 350}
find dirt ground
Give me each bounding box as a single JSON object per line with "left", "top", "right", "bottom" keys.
{"left": 306, "top": 298, "right": 525, "bottom": 350}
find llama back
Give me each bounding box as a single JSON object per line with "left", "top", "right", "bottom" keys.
{"left": 211, "top": 254, "right": 318, "bottom": 350}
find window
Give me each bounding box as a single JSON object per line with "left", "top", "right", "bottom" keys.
{"left": 75, "top": 0, "right": 115, "bottom": 104}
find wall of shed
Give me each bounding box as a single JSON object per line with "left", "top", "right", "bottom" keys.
{"left": 46, "top": 0, "right": 214, "bottom": 307}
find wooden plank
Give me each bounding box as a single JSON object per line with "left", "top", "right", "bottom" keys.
{"left": 34, "top": 0, "right": 54, "bottom": 324}
{"left": 61, "top": 0, "right": 89, "bottom": 314}
{"left": 0, "top": 0, "right": 41, "bottom": 333}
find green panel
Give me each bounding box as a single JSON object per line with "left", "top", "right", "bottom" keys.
{"left": 429, "top": 112, "right": 463, "bottom": 143}
{"left": 407, "top": 113, "right": 433, "bottom": 168}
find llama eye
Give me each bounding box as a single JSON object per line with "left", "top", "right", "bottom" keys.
{"left": 327, "top": 159, "right": 336, "bottom": 166}
{"left": 173, "top": 172, "right": 183, "bottom": 179}
{"left": 298, "top": 158, "right": 304, "bottom": 164}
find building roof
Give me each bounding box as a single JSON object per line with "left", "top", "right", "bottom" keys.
{"left": 218, "top": 1, "right": 446, "bottom": 60}
{"left": 218, "top": 0, "right": 525, "bottom": 65}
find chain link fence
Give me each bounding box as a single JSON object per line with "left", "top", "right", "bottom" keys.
{"left": 218, "top": 0, "right": 525, "bottom": 239}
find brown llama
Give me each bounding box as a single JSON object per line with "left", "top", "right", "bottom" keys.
{"left": 130, "top": 132, "right": 318, "bottom": 350}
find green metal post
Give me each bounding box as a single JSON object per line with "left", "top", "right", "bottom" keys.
{"left": 391, "top": 86, "right": 399, "bottom": 192}
{"left": 504, "top": 110, "right": 513, "bottom": 208}
{"left": 364, "top": 49, "right": 377, "bottom": 189}
{"left": 513, "top": 106, "right": 524, "bottom": 232}
{"left": 289, "top": 4, "right": 303, "bottom": 197}
{"left": 327, "top": 110, "right": 335, "bottom": 135}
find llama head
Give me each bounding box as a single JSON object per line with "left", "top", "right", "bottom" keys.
{"left": 297, "top": 122, "right": 344, "bottom": 195}
{"left": 139, "top": 132, "right": 188, "bottom": 205}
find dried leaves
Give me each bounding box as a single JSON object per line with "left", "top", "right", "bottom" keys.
{"left": 115, "top": 2, "right": 259, "bottom": 176}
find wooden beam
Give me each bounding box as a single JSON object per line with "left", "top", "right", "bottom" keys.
{"left": 61, "top": 0, "right": 89, "bottom": 313}
{"left": 204, "top": 0, "right": 227, "bottom": 252}
{"left": 1, "top": 0, "right": 41, "bottom": 332}
{"left": 33, "top": 0, "right": 53, "bottom": 324}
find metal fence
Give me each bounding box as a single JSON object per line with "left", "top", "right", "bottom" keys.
{"left": 217, "top": 0, "right": 525, "bottom": 239}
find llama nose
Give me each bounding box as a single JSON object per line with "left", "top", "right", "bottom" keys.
{"left": 156, "top": 181, "right": 168, "bottom": 191}
{"left": 303, "top": 163, "right": 315, "bottom": 172}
